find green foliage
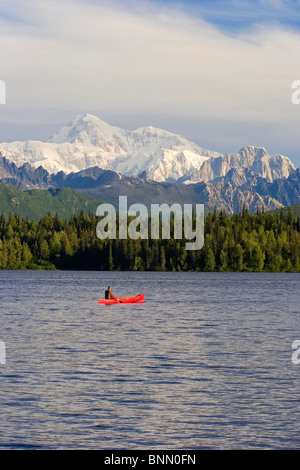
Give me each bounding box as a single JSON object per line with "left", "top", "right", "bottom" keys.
{"left": 0, "top": 184, "right": 105, "bottom": 222}
{"left": 0, "top": 208, "right": 299, "bottom": 271}
{"left": 272, "top": 204, "right": 300, "bottom": 219}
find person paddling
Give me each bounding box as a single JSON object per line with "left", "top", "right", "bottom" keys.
{"left": 105, "top": 286, "right": 117, "bottom": 300}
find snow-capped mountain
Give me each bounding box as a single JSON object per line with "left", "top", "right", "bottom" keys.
{"left": 2, "top": 152, "right": 300, "bottom": 214}
{"left": 0, "top": 114, "right": 296, "bottom": 184}
{"left": 180, "top": 146, "right": 295, "bottom": 184}
{"left": 0, "top": 114, "right": 221, "bottom": 181}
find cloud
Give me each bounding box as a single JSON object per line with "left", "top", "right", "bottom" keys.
{"left": 0, "top": 0, "right": 299, "bottom": 161}
{"left": 166, "top": 0, "right": 300, "bottom": 32}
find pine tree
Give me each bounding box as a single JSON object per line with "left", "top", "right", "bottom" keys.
{"left": 108, "top": 242, "right": 114, "bottom": 271}
{"left": 160, "top": 245, "right": 166, "bottom": 271}
{"left": 49, "top": 232, "right": 62, "bottom": 259}
{"left": 204, "top": 248, "right": 216, "bottom": 272}
{"left": 21, "top": 242, "right": 32, "bottom": 268}
{"left": 0, "top": 206, "right": 299, "bottom": 272}
{"left": 232, "top": 243, "right": 243, "bottom": 271}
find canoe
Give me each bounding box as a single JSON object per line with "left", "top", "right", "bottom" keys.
{"left": 98, "top": 293, "right": 145, "bottom": 304}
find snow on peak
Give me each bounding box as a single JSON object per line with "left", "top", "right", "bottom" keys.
{"left": 48, "top": 113, "right": 125, "bottom": 146}
{"left": 133, "top": 125, "right": 173, "bottom": 137}
{"left": 0, "top": 113, "right": 224, "bottom": 180}
{"left": 238, "top": 146, "right": 268, "bottom": 158}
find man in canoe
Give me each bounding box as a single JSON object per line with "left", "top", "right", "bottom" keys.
{"left": 105, "top": 286, "right": 117, "bottom": 300}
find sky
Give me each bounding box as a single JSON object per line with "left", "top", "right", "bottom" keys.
{"left": 0, "top": 0, "right": 300, "bottom": 165}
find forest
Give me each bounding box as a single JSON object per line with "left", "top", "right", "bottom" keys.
{"left": 0, "top": 207, "right": 299, "bottom": 272}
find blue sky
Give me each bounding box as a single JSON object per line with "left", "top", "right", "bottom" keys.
{"left": 152, "top": 0, "right": 300, "bottom": 31}
{"left": 0, "top": 0, "right": 300, "bottom": 165}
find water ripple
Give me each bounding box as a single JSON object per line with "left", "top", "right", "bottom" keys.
{"left": 0, "top": 271, "right": 300, "bottom": 449}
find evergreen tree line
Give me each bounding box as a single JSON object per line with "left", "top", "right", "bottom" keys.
{"left": 0, "top": 207, "right": 299, "bottom": 272}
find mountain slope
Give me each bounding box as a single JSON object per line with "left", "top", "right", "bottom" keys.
{"left": 1, "top": 147, "right": 299, "bottom": 215}
{"left": 0, "top": 154, "right": 294, "bottom": 214}
{"left": 181, "top": 146, "right": 295, "bottom": 183}
{"left": 50, "top": 166, "right": 284, "bottom": 213}
{"left": 0, "top": 184, "right": 105, "bottom": 222}
{"left": 0, "top": 154, "right": 52, "bottom": 189}
{"left": 273, "top": 203, "right": 300, "bottom": 218}
{"left": 253, "top": 168, "right": 300, "bottom": 207}
{"left": 191, "top": 181, "right": 283, "bottom": 214}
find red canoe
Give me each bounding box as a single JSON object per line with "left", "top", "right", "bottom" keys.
{"left": 98, "top": 293, "right": 145, "bottom": 305}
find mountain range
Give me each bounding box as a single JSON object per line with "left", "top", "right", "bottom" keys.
{"left": 0, "top": 113, "right": 299, "bottom": 215}
{"left": 0, "top": 113, "right": 220, "bottom": 182}
{"left": 0, "top": 113, "right": 295, "bottom": 183}
{"left": 1, "top": 153, "right": 299, "bottom": 215}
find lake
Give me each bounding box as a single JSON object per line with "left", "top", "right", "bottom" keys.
{"left": 0, "top": 270, "right": 299, "bottom": 449}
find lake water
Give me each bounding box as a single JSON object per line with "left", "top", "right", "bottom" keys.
{"left": 0, "top": 270, "right": 299, "bottom": 449}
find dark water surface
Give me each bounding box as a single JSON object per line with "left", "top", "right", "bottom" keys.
{"left": 0, "top": 271, "right": 299, "bottom": 449}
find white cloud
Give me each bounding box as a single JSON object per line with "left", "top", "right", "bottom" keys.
{"left": 0, "top": 0, "right": 299, "bottom": 160}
